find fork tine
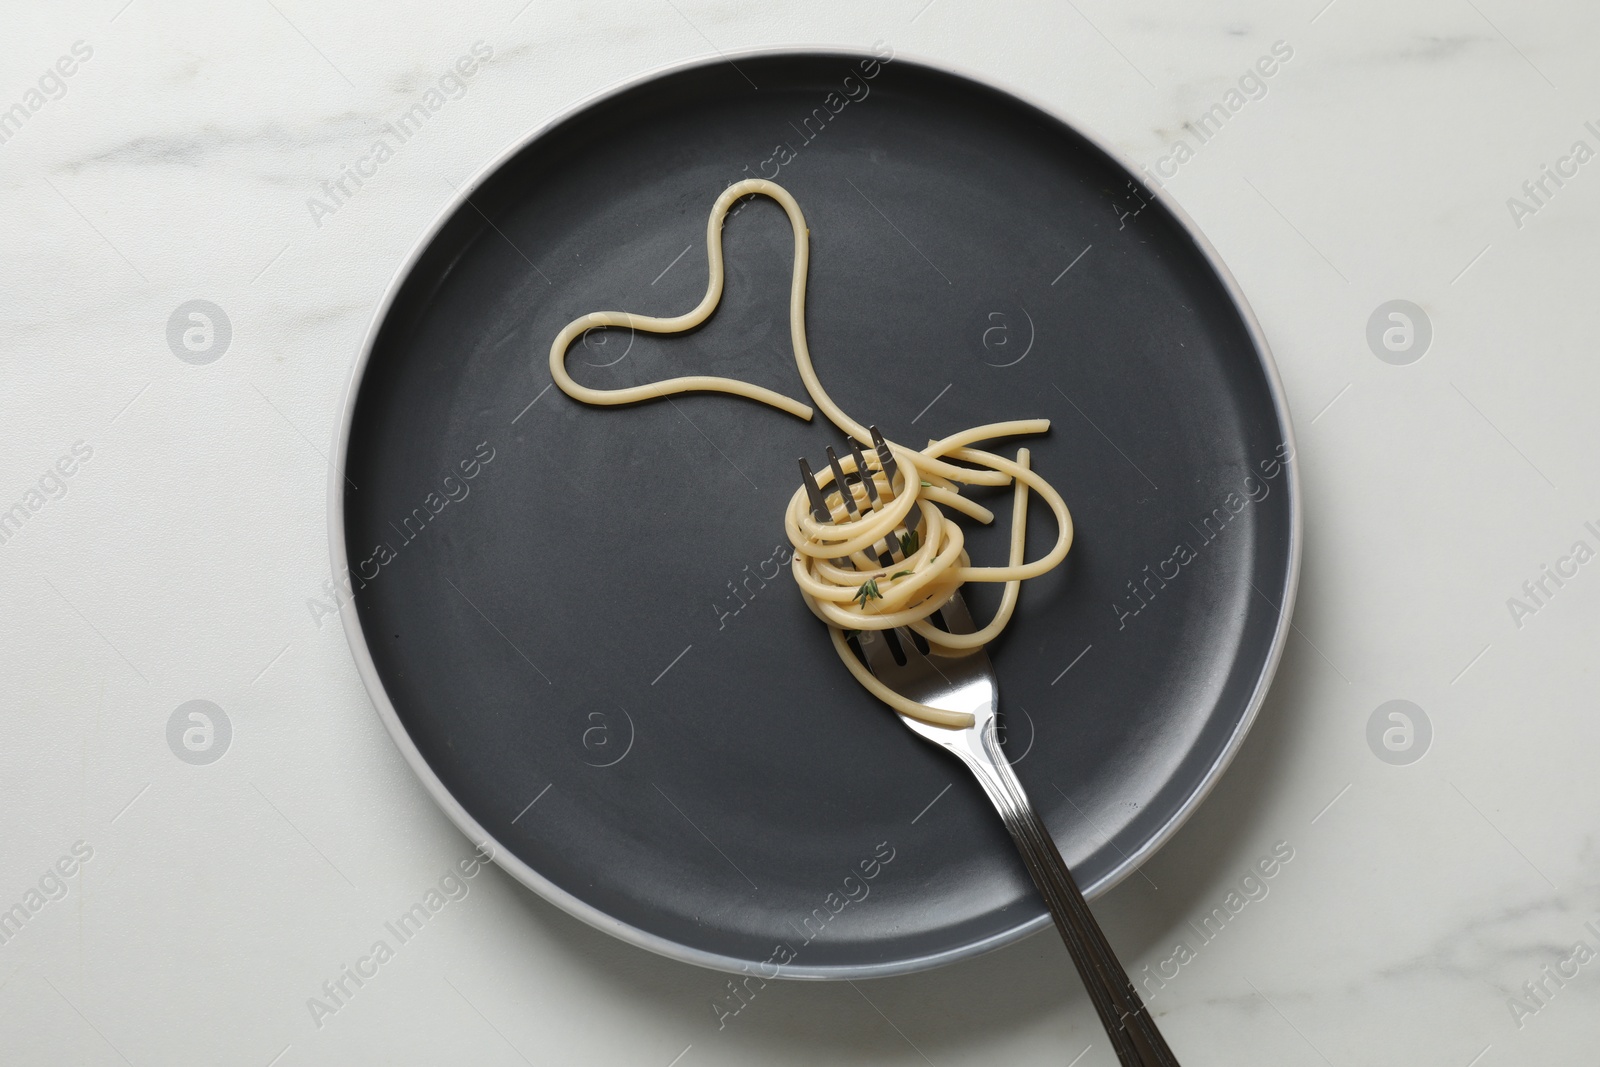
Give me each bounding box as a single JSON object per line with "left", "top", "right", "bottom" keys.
{"left": 869, "top": 425, "right": 898, "bottom": 484}
{"left": 824, "top": 447, "right": 859, "bottom": 519}
{"left": 798, "top": 458, "right": 830, "bottom": 521}
{"left": 850, "top": 441, "right": 880, "bottom": 505}
{"left": 849, "top": 440, "right": 903, "bottom": 563}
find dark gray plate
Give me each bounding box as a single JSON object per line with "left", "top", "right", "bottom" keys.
{"left": 331, "top": 49, "right": 1298, "bottom": 978}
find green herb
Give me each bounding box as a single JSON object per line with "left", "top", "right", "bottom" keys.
{"left": 853, "top": 578, "right": 882, "bottom": 609}
{"left": 919, "top": 480, "right": 933, "bottom": 488}
{"left": 890, "top": 569, "right": 915, "bottom": 580}
{"left": 899, "top": 529, "right": 920, "bottom": 556}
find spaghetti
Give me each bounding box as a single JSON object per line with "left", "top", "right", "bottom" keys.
{"left": 549, "top": 178, "right": 1072, "bottom": 728}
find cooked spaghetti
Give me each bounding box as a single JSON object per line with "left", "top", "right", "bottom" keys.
{"left": 549, "top": 178, "right": 1072, "bottom": 727}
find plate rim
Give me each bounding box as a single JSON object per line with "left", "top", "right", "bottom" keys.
{"left": 327, "top": 44, "right": 1303, "bottom": 980}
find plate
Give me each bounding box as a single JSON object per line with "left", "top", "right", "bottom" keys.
{"left": 331, "top": 48, "right": 1299, "bottom": 978}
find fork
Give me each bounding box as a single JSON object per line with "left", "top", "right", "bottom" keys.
{"left": 802, "top": 433, "right": 1179, "bottom": 1067}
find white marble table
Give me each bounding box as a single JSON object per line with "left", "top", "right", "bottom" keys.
{"left": 4, "top": 1, "right": 1598, "bottom": 1063}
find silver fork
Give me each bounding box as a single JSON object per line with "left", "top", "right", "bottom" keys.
{"left": 804, "top": 436, "right": 1179, "bottom": 1066}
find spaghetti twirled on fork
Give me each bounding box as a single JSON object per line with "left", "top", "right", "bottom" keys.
{"left": 549, "top": 178, "right": 1073, "bottom": 727}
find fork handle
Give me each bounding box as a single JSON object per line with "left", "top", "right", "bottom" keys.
{"left": 960, "top": 727, "right": 1180, "bottom": 1067}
